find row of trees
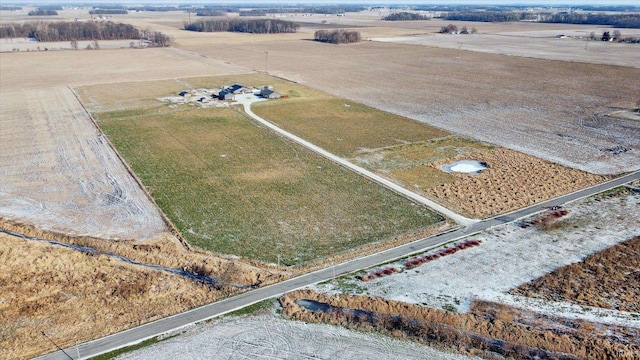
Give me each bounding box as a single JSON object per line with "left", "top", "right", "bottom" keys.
{"left": 540, "top": 13, "right": 640, "bottom": 28}
{"left": 439, "top": 24, "right": 477, "bottom": 34}
{"left": 28, "top": 9, "right": 58, "bottom": 16}
{"left": 444, "top": 11, "right": 523, "bottom": 22}
{"left": 184, "top": 19, "right": 298, "bottom": 34}
{"left": 314, "top": 29, "right": 361, "bottom": 44}
{"left": 89, "top": 9, "right": 128, "bottom": 15}
{"left": 0, "top": 21, "right": 172, "bottom": 46}
{"left": 382, "top": 12, "right": 430, "bottom": 21}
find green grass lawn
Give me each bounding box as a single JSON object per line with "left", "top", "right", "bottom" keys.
{"left": 252, "top": 98, "right": 449, "bottom": 157}
{"left": 95, "top": 104, "right": 443, "bottom": 266}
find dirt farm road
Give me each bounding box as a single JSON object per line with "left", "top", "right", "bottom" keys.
{"left": 237, "top": 95, "right": 477, "bottom": 227}
{"left": 37, "top": 171, "right": 640, "bottom": 360}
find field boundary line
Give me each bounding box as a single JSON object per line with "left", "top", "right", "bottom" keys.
{"left": 68, "top": 86, "right": 191, "bottom": 250}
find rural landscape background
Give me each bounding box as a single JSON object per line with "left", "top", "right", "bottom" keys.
{"left": 0, "top": 2, "right": 638, "bottom": 359}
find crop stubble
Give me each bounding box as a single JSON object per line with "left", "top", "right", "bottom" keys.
{"left": 183, "top": 36, "right": 640, "bottom": 175}
{"left": 511, "top": 235, "right": 640, "bottom": 313}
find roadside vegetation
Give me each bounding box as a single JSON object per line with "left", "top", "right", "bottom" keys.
{"left": 281, "top": 289, "right": 640, "bottom": 359}
{"left": 0, "top": 232, "right": 224, "bottom": 360}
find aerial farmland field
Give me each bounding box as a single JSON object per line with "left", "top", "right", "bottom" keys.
{"left": 80, "top": 74, "right": 445, "bottom": 266}
{"left": 1, "top": 4, "right": 639, "bottom": 359}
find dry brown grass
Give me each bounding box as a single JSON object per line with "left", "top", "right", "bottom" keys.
{"left": 280, "top": 289, "right": 640, "bottom": 359}
{"left": 511, "top": 236, "right": 640, "bottom": 313}
{"left": 427, "top": 148, "right": 607, "bottom": 218}
{"left": 0, "top": 218, "right": 288, "bottom": 287}
{"left": 0, "top": 232, "right": 224, "bottom": 360}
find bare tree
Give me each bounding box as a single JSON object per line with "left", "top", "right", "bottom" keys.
{"left": 612, "top": 30, "right": 621, "bottom": 41}
{"left": 70, "top": 39, "right": 78, "bottom": 50}
{"left": 92, "top": 39, "right": 100, "bottom": 49}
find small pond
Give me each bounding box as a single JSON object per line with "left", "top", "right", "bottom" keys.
{"left": 441, "top": 160, "right": 487, "bottom": 174}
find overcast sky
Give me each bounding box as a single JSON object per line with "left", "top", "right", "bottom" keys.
{"left": 6, "top": 0, "right": 640, "bottom": 5}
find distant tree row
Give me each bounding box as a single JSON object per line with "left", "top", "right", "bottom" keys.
{"left": 127, "top": 6, "right": 180, "bottom": 12}
{"left": 195, "top": 10, "right": 226, "bottom": 17}
{"left": 540, "top": 13, "right": 640, "bottom": 28}
{"left": 438, "top": 24, "right": 477, "bottom": 34}
{"left": 0, "top": 21, "right": 172, "bottom": 46}
{"left": 444, "top": 11, "right": 522, "bottom": 22}
{"left": 184, "top": 19, "right": 298, "bottom": 34}
{"left": 1, "top": 6, "right": 22, "bottom": 11}
{"left": 314, "top": 29, "right": 361, "bottom": 44}
{"left": 264, "top": 6, "right": 366, "bottom": 14}
{"left": 28, "top": 9, "right": 58, "bottom": 16}
{"left": 89, "top": 9, "right": 128, "bottom": 15}
{"left": 239, "top": 10, "right": 267, "bottom": 17}
{"left": 383, "top": 12, "right": 430, "bottom": 21}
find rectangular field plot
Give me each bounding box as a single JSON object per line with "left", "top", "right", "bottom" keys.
{"left": 253, "top": 98, "right": 449, "bottom": 158}
{"left": 93, "top": 104, "right": 443, "bottom": 266}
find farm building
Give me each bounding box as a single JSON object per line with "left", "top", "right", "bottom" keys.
{"left": 218, "top": 90, "right": 235, "bottom": 101}
{"left": 260, "top": 88, "right": 281, "bottom": 99}
{"left": 226, "top": 84, "right": 252, "bottom": 94}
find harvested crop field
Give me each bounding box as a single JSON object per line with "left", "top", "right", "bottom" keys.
{"left": 371, "top": 31, "right": 640, "bottom": 69}
{"left": 114, "top": 311, "right": 474, "bottom": 360}
{"left": 427, "top": 148, "right": 607, "bottom": 218}
{"left": 0, "top": 87, "right": 167, "bottom": 240}
{"left": 84, "top": 77, "right": 444, "bottom": 266}
{"left": 0, "top": 46, "right": 250, "bottom": 242}
{"left": 183, "top": 35, "right": 640, "bottom": 175}
{"left": 511, "top": 236, "right": 640, "bottom": 313}
{"left": 0, "top": 232, "right": 225, "bottom": 360}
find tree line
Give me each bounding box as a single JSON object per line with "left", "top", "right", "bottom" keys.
{"left": 540, "top": 13, "right": 640, "bottom": 28}
{"left": 89, "top": 9, "right": 128, "bottom": 15}
{"left": 382, "top": 12, "right": 430, "bottom": 21}
{"left": 184, "top": 19, "right": 298, "bottom": 34}
{"left": 441, "top": 10, "right": 639, "bottom": 28}
{"left": 444, "top": 11, "right": 522, "bottom": 22}
{"left": 28, "top": 9, "right": 58, "bottom": 16}
{"left": 314, "top": 29, "right": 361, "bottom": 44}
{"left": 0, "top": 21, "right": 172, "bottom": 46}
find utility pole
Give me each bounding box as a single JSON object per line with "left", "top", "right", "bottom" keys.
{"left": 41, "top": 332, "right": 74, "bottom": 360}
{"left": 264, "top": 50, "right": 269, "bottom": 73}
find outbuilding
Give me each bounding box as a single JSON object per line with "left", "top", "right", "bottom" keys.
{"left": 218, "top": 90, "right": 235, "bottom": 101}
{"left": 227, "top": 84, "right": 252, "bottom": 94}
{"left": 260, "top": 88, "right": 281, "bottom": 99}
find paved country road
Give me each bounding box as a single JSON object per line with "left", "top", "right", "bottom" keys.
{"left": 36, "top": 170, "right": 639, "bottom": 360}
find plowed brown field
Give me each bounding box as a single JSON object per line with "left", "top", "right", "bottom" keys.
{"left": 511, "top": 236, "right": 640, "bottom": 313}
{"left": 427, "top": 148, "right": 606, "bottom": 218}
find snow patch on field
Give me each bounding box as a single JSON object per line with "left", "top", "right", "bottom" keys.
{"left": 0, "top": 87, "right": 167, "bottom": 240}
{"left": 318, "top": 189, "right": 640, "bottom": 327}
{"left": 116, "top": 314, "right": 478, "bottom": 360}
